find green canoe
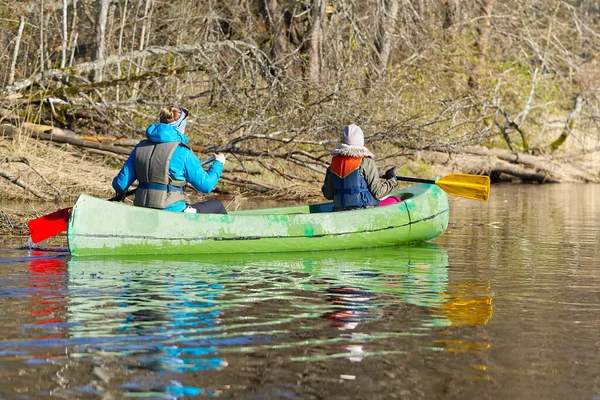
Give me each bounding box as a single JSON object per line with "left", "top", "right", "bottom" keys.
{"left": 67, "top": 183, "right": 449, "bottom": 256}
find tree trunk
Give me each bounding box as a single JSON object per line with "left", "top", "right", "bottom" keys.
{"left": 373, "top": 0, "right": 399, "bottom": 76}
{"left": 67, "top": 0, "right": 78, "bottom": 67}
{"left": 116, "top": 0, "right": 129, "bottom": 101}
{"left": 61, "top": 0, "right": 68, "bottom": 68}
{"left": 0, "top": 123, "right": 132, "bottom": 156}
{"left": 94, "top": 0, "right": 110, "bottom": 82}
{"left": 264, "top": 0, "right": 287, "bottom": 61}
{"left": 549, "top": 94, "right": 585, "bottom": 152}
{"left": 443, "top": 0, "right": 459, "bottom": 29}
{"left": 308, "top": 0, "right": 328, "bottom": 84}
{"left": 139, "top": 0, "right": 152, "bottom": 50}
{"left": 8, "top": 17, "right": 25, "bottom": 85}
{"left": 412, "top": 146, "right": 600, "bottom": 183}
{"left": 39, "top": 0, "right": 45, "bottom": 72}
{"left": 132, "top": 0, "right": 153, "bottom": 98}
{"left": 476, "top": 0, "right": 494, "bottom": 66}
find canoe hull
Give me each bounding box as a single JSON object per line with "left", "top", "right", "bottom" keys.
{"left": 68, "top": 183, "right": 449, "bottom": 256}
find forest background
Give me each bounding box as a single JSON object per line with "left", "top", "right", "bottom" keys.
{"left": 1, "top": 0, "right": 600, "bottom": 211}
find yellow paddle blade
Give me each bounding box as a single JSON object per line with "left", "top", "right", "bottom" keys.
{"left": 434, "top": 174, "right": 490, "bottom": 202}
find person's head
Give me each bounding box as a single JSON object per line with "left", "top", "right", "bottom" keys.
{"left": 342, "top": 124, "right": 365, "bottom": 147}
{"left": 159, "top": 105, "right": 188, "bottom": 133}
{"left": 331, "top": 124, "right": 375, "bottom": 158}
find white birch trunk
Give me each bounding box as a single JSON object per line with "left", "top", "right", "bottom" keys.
{"left": 94, "top": 0, "right": 110, "bottom": 81}
{"left": 61, "top": 0, "right": 68, "bottom": 68}
{"left": 308, "top": 0, "right": 328, "bottom": 84}
{"left": 67, "top": 0, "right": 78, "bottom": 67}
{"left": 116, "top": 0, "right": 129, "bottom": 101}
{"left": 9, "top": 17, "right": 26, "bottom": 85}
{"left": 139, "top": 0, "right": 152, "bottom": 50}
{"left": 39, "top": 0, "right": 45, "bottom": 72}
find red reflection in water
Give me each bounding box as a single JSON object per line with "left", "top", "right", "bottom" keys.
{"left": 28, "top": 252, "right": 68, "bottom": 335}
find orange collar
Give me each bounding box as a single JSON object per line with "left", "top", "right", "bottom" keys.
{"left": 330, "top": 156, "right": 362, "bottom": 178}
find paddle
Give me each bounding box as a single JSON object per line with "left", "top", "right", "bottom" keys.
{"left": 28, "top": 157, "right": 216, "bottom": 243}
{"left": 382, "top": 173, "right": 490, "bottom": 202}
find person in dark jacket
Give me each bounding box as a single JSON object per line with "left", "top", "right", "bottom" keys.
{"left": 322, "top": 124, "right": 401, "bottom": 211}
{"left": 112, "top": 105, "right": 227, "bottom": 214}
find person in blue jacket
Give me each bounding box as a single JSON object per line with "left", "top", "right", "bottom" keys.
{"left": 112, "top": 105, "right": 228, "bottom": 214}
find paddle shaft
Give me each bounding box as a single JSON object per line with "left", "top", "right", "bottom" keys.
{"left": 107, "top": 188, "right": 137, "bottom": 202}
{"left": 394, "top": 176, "right": 436, "bottom": 184}
{"left": 379, "top": 174, "right": 436, "bottom": 185}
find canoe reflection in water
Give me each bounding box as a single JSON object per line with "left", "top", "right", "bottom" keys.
{"left": 67, "top": 261, "right": 230, "bottom": 374}
{"left": 325, "top": 286, "right": 380, "bottom": 331}
{"left": 309, "top": 245, "right": 493, "bottom": 363}
{"left": 62, "top": 243, "right": 493, "bottom": 394}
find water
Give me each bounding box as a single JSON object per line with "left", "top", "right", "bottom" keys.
{"left": 0, "top": 183, "right": 598, "bottom": 399}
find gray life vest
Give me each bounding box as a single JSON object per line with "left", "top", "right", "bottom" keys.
{"left": 133, "top": 140, "right": 189, "bottom": 209}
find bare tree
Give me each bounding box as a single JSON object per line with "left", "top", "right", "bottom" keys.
{"left": 1, "top": 0, "right": 600, "bottom": 189}
{"left": 94, "top": 0, "right": 110, "bottom": 81}
{"left": 39, "top": 0, "right": 45, "bottom": 72}
{"left": 549, "top": 94, "right": 585, "bottom": 152}
{"left": 61, "top": 0, "right": 68, "bottom": 68}
{"left": 67, "top": 0, "right": 78, "bottom": 67}
{"left": 443, "top": 0, "right": 459, "bottom": 29}
{"left": 308, "top": 0, "right": 328, "bottom": 84}
{"left": 476, "top": 0, "right": 494, "bottom": 66}
{"left": 373, "top": 0, "right": 399, "bottom": 76}
{"left": 8, "top": 17, "right": 25, "bottom": 85}
{"left": 138, "top": 0, "right": 153, "bottom": 50}
{"left": 263, "top": 0, "right": 287, "bottom": 61}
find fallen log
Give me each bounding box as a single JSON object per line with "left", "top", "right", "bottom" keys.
{"left": 1, "top": 123, "right": 132, "bottom": 156}
{"left": 414, "top": 146, "right": 600, "bottom": 183}
{"left": 220, "top": 174, "right": 281, "bottom": 192}
{"left": 471, "top": 146, "right": 599, "bottom": 183}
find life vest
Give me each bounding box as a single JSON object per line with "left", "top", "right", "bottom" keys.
{"left": 330, "top": 156, "right": 379, "bottom": 210}
{"left": 133, "top": 140, "right": 189, "bottom": 209}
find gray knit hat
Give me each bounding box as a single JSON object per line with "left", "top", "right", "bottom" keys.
{"left": 331, "top": 124, "right": 375, "bottom": 158}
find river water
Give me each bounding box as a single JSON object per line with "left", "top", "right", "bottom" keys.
{"left": 0, "top": 183, "right": 598, "bottom": 399}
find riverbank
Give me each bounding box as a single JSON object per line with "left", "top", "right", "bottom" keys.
{"left": 3, "top": 124, "right": 599, "bottom": 204}
{"left": 2, "top": 125, "right": 599, "bottom": 244}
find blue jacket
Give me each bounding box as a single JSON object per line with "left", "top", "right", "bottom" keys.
{"left": 112, "top": 123, "right": 223, "bottom": 212}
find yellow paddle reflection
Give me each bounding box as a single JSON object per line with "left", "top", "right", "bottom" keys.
{"left": 440, "top": 283, "right": 494, "bottom": 327}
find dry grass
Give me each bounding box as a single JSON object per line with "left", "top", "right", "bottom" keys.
{"left": 0, "top": 134, "right": 118, "bottom": 243}
{"left": 1, "top": 134, "right": 127, "bottom": 203}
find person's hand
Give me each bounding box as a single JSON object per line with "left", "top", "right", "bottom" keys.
{"left": 214, "top": 152, "right": 226, "bottom": 165}
{"left": 383, "top": 166, "right": 397, "bottom": 180}
{"left": 114, "top": 191, "right": 126, "bottom": 202}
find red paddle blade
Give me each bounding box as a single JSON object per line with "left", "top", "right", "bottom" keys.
{"left": 27, "top": 207, "right": 72, "bottom": 243}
